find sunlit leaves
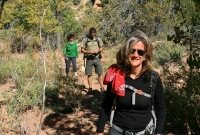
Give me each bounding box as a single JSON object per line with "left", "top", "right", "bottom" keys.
{"left": 97, "top": 0, "right": 174, "bottom": 43}
{"left": 1, "top": 0, "right": 81, "bottom": 50}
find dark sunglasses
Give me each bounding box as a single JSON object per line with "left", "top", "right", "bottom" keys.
{"left": 131, "top": 49, "right": 146, "bottom": 56}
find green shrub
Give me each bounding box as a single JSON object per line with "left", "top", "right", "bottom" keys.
{"left": 0, "top": 62, "right": 10, "bottom": 83}
{"left": 164, "top": 5, "right": 200, "bottom": 133}
{"left": 153, "top": 41, "right": 186, "bottom": 65}
{"left": 2, "top": 58, "right": 43, "bottom": 113}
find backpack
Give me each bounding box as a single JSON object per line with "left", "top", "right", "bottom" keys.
{"left": 85, "top": 36, "right": 100, "bottom": 48}
{"left": 109, "top": 71, "right": 158, "bottom": 135}
{"left": 83, "top": 36, "right": 102, "bottom": 59}
{"left": 146, "top": 71, "right": 158, "bottom": 135}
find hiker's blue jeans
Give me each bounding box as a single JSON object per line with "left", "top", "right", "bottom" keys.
{"left": 109, "top": 127, "right": 122, "bottom": 135}
{"left": 65, "top": 57, "right": 77, "bottom": 74}
{"left": 109, "top": 127, "right": 146, "bottom": 135}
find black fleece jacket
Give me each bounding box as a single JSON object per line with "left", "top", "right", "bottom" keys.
{"left": 96, "top": 74, "right": 166, "bottom": 134}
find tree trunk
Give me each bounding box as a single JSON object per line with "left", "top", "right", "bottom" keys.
{"left": 0, "top": 0, "right": 8, "bottom": 20}
{"left": 57, "top": 34, "right": 61, "bottom": 49}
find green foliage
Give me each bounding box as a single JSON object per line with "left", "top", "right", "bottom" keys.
{"left": 1, "top": 49, "right": 85, "bottom": 118}
{"left": 153, "top": 41, "right": 186, "bottom": 65}
{"left": 73, "top": 0, "right": 81, "bottom": 5}
{"left": 79, "top": 3, "right": 103, "bottom": 37}
{"left": 1, "top": 0, "right": 82, "bottom": 50}
{"left": 45, "top": 71, "right": 84, "bottom": 113}
{"left": 2, "top": 0, "right": 57, "bottom": 32}
{"left": 173, "top": 0, "right": 196, "bottom": 25}
{"left": 92, "top": 0, "right": 176, "bottom": 45}
{"left": 0, "top": 52, "right": 41, "bottom": 83}
{"left": 101, "top": 0, "right": 109, "bottom": 5}
{"left": 165, "top": 0, "right": 200, "bottom": 133}
{"left": 99, "top": 0, "right": 136, "bottom": 43}
{"left": 0, "top": 61, "right": 10, "bottom": 83}
{"left": 101, "top": 44, "right": 121, "bottom": 70}
{"left": 164, "top": 70, "right": 200, "bottom": 133}
{"left": 0, "top": 49, "right": 87, "bottom": 134}
{"left": 55, "top": 1, "right": 82, "bottom": 38}
{"left": 2, "top": 58, "right": 43, "bottom": 113}
{"left": 91, "top": 98, "right": 99, "bottom": 111}
{"left": 135, "top": 0, "right": 173, "bottom": 36}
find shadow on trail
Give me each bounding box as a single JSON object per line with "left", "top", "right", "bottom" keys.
{"left": 163, "top": 121, "right": 200, "bottom": 135}
{"left": 42, "top": 87, "right": 106, "bottom": 135}
{"left": 42, "top": 85, "right": 190, "bottom": 135}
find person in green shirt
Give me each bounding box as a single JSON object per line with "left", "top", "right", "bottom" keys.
{"left": 63, "top": 34, "right": 78, "bottom": 76}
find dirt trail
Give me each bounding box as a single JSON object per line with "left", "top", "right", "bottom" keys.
{"left": 40, "top": 49, "right": 109, "bottom": 135}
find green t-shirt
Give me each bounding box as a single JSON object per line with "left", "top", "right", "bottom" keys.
{"left": 63, "top": 41, "right": 78, "bottom": 58}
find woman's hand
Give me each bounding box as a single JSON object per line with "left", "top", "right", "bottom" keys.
{"left": 64, "top": 56, "right": 68, "bottom": 60}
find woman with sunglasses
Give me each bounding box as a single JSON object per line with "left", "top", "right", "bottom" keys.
{"left": 96, "top": 30, "right": 166, "bottom": 135}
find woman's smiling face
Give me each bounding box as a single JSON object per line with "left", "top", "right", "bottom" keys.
{"left": 128, "top": 41, "right": 146, "bottom": 68}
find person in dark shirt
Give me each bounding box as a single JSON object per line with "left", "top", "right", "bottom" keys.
{"left": 96, "top": 30, "right": 166, "bottom": 135}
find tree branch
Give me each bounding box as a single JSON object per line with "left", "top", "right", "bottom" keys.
{"left": 36, "top": 7, "right": 47, "bottom": 135}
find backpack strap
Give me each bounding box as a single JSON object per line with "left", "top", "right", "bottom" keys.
{"left": 85, "top": 36, "right": 100, "bottom": 48}
{"left": 125, "top": 85, "right": 151, "bottom": 105}
{"left": 125, "top": 71, "right": 158, "bottom": 107}
{"left": 95, "top": 36, "right": 100, "bottom": 48}
{"left": 149, "top": 71, "right": 158, "bottom": 110}
{"left": 148, "top": 71, "right": 159, "bottom": 134}
{"left": 85, "top": 37, "right": 88, "bottom": 48}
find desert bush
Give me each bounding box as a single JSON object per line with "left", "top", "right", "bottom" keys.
{"left": 164, "top": 1, "right": 200, "bottom": 133}
{"left": 153, "top": 41, "right": 186, "bottom": 66}
{"left": 97, "top": 0, "right": 175, "bottom": 44}
{"left": 2, "top": 58, "right": 43, "bottom": 112}
{"left": 45, "top": 75, "right": 84, "bottom": 114}
{"left": 0, "top": 49, "right": 87, "bottom": 134}
{"left": 2, "top": 49, "right": 85, "bottom": 113}
{"left": 0, "top": 62, "right": 10, "bottom": 83}
{"left": 101, "top": 44, "right": 121, "bottom": 71}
